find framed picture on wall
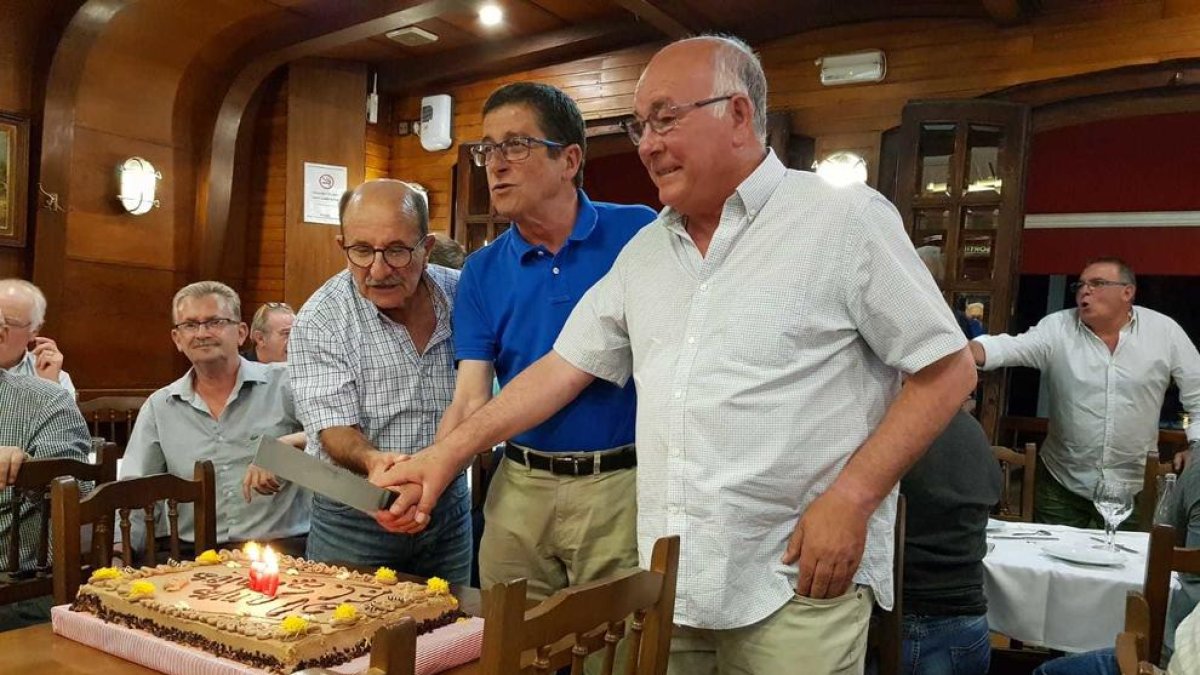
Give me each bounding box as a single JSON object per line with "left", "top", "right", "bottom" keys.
{"left": 0, "top": 112, "right": 30, "bottom": 247}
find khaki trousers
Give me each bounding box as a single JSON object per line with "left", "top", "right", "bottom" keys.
{"left": 479, "top": 457, "right": 639, "bottom": 600}
{"left": 668, "top": 586, "right": 874, "bottom": 675}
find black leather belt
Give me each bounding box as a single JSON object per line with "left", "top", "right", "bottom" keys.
{"left": 504, "top": 442, "right": 636, "bottom": 476}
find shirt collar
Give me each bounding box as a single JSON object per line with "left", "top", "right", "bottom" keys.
{"left": 507, "top": 189, "right": 599, "bottom": 263}
{"left": 660, "top": 149, "right": 787, "bottom": 236}
{"left": 167, "top": 356, "right": 266, "bottom": 403}
{"left": 1074, "top": 306, "right": 1139, "bottom": 334}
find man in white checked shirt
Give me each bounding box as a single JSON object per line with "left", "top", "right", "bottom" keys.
{"left": 289, "top": 179, "right": 472, "bottom": 584}
{"left": 374, "top": 36, "right": 976, "bottom": 673}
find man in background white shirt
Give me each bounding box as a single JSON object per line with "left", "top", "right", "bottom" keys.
{"left": 970, "top": 257, "right": 1200, "bottom": 527}
{"left": 0, "top": 279, "right": 74, "bottom": 397}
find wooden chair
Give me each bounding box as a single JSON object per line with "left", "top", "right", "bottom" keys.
{"left": 993, "top": 443, "right": 1037, "bottom": 522}
{"left": 1116, "top": 593, "right": 1160, "bottom": 675}
{"left": 867, "top": 494, "right": 905, "bottom": 675}
{"left": 77, "top": 395, "right": 146, "bottom": 456}
{"left": 1134, "top": 524, "right": 1200, "bottom": 663}
{"left": 50, "top": 460, "right": 216, "bottom": 604}
{"left": 294, "top": 619, "right": 417, "bottom": 675}
{"left": 0, "top": 443, "right": 119, "bottom": 606}
{"left": 478, "top": 535, "right": 680, "bottom": 675}
{"left": 1138, "top": 452, "right": 1176, "bottom": 532}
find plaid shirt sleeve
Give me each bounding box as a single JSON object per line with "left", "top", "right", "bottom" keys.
{"left": 26, "top": 387, "right": 90, "bottom": 462}
{"left": 288, "top": 286, "right": 362, "bottom": 437}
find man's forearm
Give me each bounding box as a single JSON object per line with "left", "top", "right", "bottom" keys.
{"left": 826, "top": 348, "right": 977, "bottom": 514}
{"left": 438, "top": 352, "right": 594, "bottom": 467}
{"left": 319, "top": 426, "right": 384, "bottom": 475}
{"left": 434, "top": 395, "right": 490, "bottom": 444}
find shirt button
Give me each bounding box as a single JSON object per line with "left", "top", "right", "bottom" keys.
{"left": 673, "top": 390, "right": 682, "bottom": 399}
{"left": 687, "top": 336, "right": 696, "bottom": 345}
{"left": 538, "top": 250, "right": 545, "bottom": 256}
{"left": 670, "top": 447, "right": 681, "bottom": 458}
{"left": 552, "top": 267, "right": 560, "bottom": 275}
{"left": 699, "top": 283, "right": 708, "bottom": 292}
{"left": 668, "top": 505, "right": 681, "bottom": 515}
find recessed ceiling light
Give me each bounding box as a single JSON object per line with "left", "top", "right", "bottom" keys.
{"left": 479, "top": 4, "right": 503, "bottom": 27}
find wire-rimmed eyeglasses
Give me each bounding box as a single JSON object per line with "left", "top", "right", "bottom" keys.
{"left": 621, "top": 94, "right": 737, "bottom": 145}
{"left": 1069, "top": 279, "right": 1131, "bottom": 293}
{"left": 469, "top": 136, "right": 565, "bottom": 168}
{"left": 342, "top": 242, "right": 421, "bottom": 270}
{"left": 173, "top": 318, "right": 238, "bottom": 334}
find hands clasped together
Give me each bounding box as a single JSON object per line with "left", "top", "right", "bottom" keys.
{"left": 368, "top": 445, "right": 462, "bottom": 535}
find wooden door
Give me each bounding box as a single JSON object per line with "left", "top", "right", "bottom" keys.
{"left": 452, "top": 144, "right": 509, "bottom": 253}
{"left": 894, "top": 100, "right": 1031, "bottom": 440}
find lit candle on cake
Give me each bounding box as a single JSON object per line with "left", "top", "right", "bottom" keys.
{"left": 244, "top": 542, "right": 262, "bottom": 591}
{"left": 261, "top": 546, "right": 280, "bottom": 597}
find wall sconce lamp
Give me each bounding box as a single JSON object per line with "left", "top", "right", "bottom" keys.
{"left": 816, "top": 50, "right": 886, "bottom": 86}
{"left": 117, "top": 157, "right": 161, "bottom": 215}
{"left": 814, "top": 151, "right": 868, "bottom": 187}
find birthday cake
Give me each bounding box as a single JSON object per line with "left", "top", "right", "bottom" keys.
{"left": 69, "top": 547, "right": 463, "bottom": 674}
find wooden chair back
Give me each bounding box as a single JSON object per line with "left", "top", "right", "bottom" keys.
{"left": 0, "top": 443, "right": 119, "bottom": 606}
{"left": 366, "top": 618, "right": 417, "bottom": 675}
{"left": 1137, "top": 452, "right": 1176, "bottom": 532}
{"left": 1140, "top": 524, "right": 1200, "bottom": 661}
{"left": 50, "top": 460, "right": 216, "bottom": 604}
{"left": 479, "top": 535, "right": 680, "bottom": 675}
{"left": 867, "top": 494, "right": 905, "bottom": 675}
{"left": 1116, "top": 592, "right": 1159, "bottom": 675}
{"left": 992, "top": 443, "right": 1037, "bottom": 522}
{"left": 76, "top": 396, "right": 146, "bottom": 456}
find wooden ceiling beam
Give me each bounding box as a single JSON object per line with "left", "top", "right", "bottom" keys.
{"left": 610, "top": 0, "right": 695, "bottom": 39}
{"left": 378, "top": 19, "right": 661, "bottom": 92}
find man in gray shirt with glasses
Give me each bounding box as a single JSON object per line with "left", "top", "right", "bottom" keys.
{"left": 971, "top": 256, "right": 1200, "bottom": 527}
{"left": 120, "top": 281, "right": 310, "bottom": 560}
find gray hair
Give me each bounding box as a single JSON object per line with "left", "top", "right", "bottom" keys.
{"left": 250, "top": 302, "right": 294, "bottom": 335}
{"left": 0, "top": 278, "right": 48, "bottom": 329}
{"left": 338, "top": 179, "right": 430, "bottom": 237}
{"left": 172, "top": 281, "right": 241, "bottom": 323}
{"left": 692, "top": 35, "right": 768, "bottom": 142}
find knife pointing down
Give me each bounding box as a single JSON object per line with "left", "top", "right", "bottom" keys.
{"left": 253, "top": 436, "right": 397, "bottom": 514}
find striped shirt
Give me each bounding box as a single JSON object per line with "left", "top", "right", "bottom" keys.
{"left": 289, "top": 267, "right": 459, "bottom": 461}
{"left": 0, "top": 370, "right": 90, "bottom": 572}
{"left": 555, "top": 151, "right": 965, "bottom": 629}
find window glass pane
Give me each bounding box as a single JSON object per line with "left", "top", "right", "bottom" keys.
{"left": 917, "top": 123, "right": 956, "bottom": 197}
{"left": 959, "top": 231, "right": 994, "bottom": 282}
{"left": 964, "top": 125, "right": 1003, "bottom": 195}
{"left": 913, "top": 209, "right": 952, "bottom": 283}
{"left": 954, "top": 292, "right": 991, "bottom": 338}
{"left": 963, "top": 207, "right": 1000, "bottom": 230}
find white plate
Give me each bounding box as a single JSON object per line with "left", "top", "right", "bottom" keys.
{"left": 1042, "top": 543, "right": 1124, "bottom": 566}
{"left": 986, "top": 518, "right": 1006, "bottom": 532}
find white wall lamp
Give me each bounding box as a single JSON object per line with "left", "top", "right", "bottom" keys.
{"left": 116, "top": 157, "right": 161, "bottom": 215}
{"left": 814, "top": 151, "right": 868, "bottom": 187}
{"left": 816, "top": 50, "right": 886, "bottom": 86}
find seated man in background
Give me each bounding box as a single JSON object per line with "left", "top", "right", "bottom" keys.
{"left": 429, "top": 233, "right": 466, "bottom": 270}
{"left": 0, "top": 278, "right": 75, "bottom": 397}
{"left": 971, "top": 257, "right": 1200, "bottom": 526}
{"left": 121, "top": 281, "right": 310, "bottom": 561}
{"left": 0, "top": 307, "right": 91, "bottom": 631}
{"left": 244, "top": 302, "right": 295, "bottom": 364}
{"left": 895, "top": 409, "right": 1000, "bottom": 674}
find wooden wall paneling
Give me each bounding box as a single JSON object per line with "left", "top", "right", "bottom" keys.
{"left": 244, "top": 73, "right": 289, "bottom": 318}
{"left": 284, "top": 59, "right": 367, "bottom": 308}
{"left": 814, "top": 132, "right": 882, "bottom": 187}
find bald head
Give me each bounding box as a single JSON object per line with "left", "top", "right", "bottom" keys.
{"left": 339, "top": 179, "right": 429, "bottom": 240}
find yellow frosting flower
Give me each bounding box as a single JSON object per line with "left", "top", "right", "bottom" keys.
{"left": 280, "top": 615, "right": 309, "bottom": 636}
{"left": 89, "top": 567, "right": 123, "bottom": 583}
{"left": 127, "top": 580, "right": 156, "bottom": 600}
{"left": 332, "top": 604, "right": 358, "bottom": 621}
{"left": 426, "top": 577, "right": 450, "bottom": 595}
{"left": 374, "top": 567, "right": 398, "bottom": 584}
{"left": 195, "top": 550, "right": 221, "bottom": 565}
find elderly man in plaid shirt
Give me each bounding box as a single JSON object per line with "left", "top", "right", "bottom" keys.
{"left": 0, "top": 306, "right": 91, "bottom": 632}
{"left": 289, "top": 179, "right": 472, "bottom": 584}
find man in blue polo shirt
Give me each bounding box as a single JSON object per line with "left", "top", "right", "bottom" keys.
{"left": 382, "top": 82, "right": 655, "bottom": 603}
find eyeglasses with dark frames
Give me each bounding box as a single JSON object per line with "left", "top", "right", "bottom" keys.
{"left": 621, "top": 94, "right": 738, "bottom": 145}
{"left": 1069, "top": 279, "right": 1131, "bottom": 293}
{"left": 174, "top": 318, "right": 239, "bottom": 334}
{"left": 342, "top": 242, "right": 421, "bottom": 269}
{"left": 469, "top": 136, "right": 566, "bottom": 168}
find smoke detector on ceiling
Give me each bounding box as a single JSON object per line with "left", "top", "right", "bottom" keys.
{"left": 385, "top": 26, "right": 439, "bottom": 47}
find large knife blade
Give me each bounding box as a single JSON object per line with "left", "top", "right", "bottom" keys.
{"left": 253, "top": 436, "right": 397, "bottom": 514}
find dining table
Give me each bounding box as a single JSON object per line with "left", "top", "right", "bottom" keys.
{"left": 983, "top": 520, "right": 1175, "bottom": 653}
{"left": 0, "top": 575, "right": 485, "bottom": 675}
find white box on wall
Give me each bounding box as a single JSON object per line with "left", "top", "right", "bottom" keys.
{"left": 420, "top": 94, "right": 452, "bottom": 151}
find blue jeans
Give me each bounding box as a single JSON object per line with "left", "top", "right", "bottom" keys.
{"left": 902, "top": 614, "right": 991, "bottom": 675}
{"left": 305, "top": 473, "right": 472, "bottom": 585}
{"left": 1032, "top": 648, "right": 1118, "bottom": 675}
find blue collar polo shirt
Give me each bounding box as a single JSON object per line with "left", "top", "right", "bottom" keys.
{"left": 453, "top": 189, "right": 656, "bottom": 452}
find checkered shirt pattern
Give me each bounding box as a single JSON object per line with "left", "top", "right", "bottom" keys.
{"left": 289, "top": 267, "right": 459, "bottom": 460}
{"left": 555, "top": 151, "right": 966, "bottom": 630}
{"left": 0, "top": 370, "right": 91, "bottom": 572}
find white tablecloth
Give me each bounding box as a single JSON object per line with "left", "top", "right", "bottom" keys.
{"left": 983, "top": 522, "right": 1152, "bottom": 653}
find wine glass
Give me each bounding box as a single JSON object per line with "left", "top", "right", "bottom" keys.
{"left": 1092, "top": 474, "right": 1134, "bottom": 552}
